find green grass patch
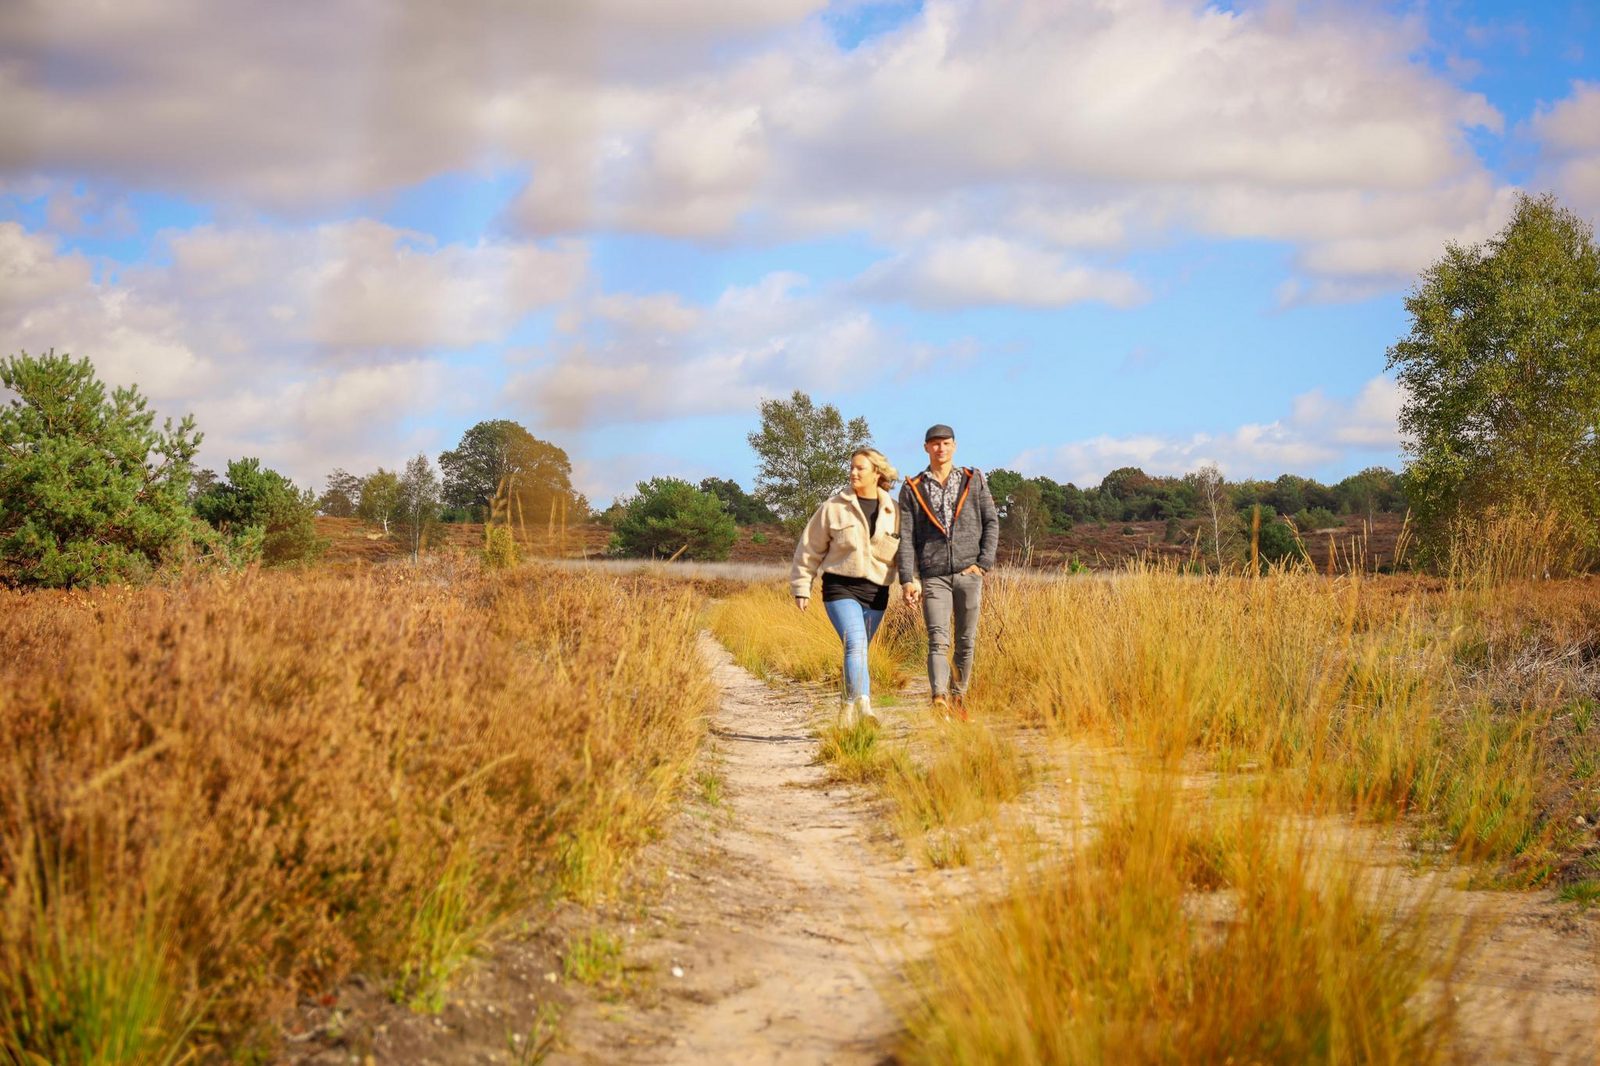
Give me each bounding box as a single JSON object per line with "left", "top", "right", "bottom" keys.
{"left": 1558, "top": 880, "right": 1600, "bottom": 908}
{"left": 562, "top": 930, "right": 624, "bottom": 988}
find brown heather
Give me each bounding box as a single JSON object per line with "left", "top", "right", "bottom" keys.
{"left": 0, "top": 561, "right": 712, "bottom": 1063}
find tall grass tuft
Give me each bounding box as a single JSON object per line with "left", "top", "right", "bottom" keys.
{"left": 903, "top": 780, "right": 1459, "bottom": 1065}
{"left": 708, "top": 582, "right": 920, "bottom": 693}
{"left": 813, "top": 717, "right": 1030, "bottom": 863}
{"left": 1444, "top": 503, "right": 1596, "bottom": 584}
{"left": 0, "top": 562, "right": 712, "bottom": 1061}
{"left": 976, "top": 567, "right": 1565, "bottom": 871}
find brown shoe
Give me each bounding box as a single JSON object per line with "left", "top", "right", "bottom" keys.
{"left": 931, "top": 695, "right": 951, "bottom": 721}
{"left": 951, "top": 694, "right": 970, "bottom": 722}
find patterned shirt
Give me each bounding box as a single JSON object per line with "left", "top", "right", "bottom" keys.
{"left": 919, "top": 466, "right": 965, "bottom": 531}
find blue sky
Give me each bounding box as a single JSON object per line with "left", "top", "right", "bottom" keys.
{"left": 2, "top": 0, "right": 1597, "bottom": 503}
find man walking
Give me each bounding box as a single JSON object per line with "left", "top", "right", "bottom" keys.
{"left": 898, "top": 424, "right": 999, "bottom": 720}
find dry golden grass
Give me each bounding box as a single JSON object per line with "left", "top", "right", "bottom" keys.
{"left": 715, "top": 566, "right": 1591, "bottom": 876}
{"left": 711, "top": 566, "right": 1598, "bottom": 1060}
{"left": 814, "top": 718, "right": 1031, "bottom": 866}
{"left": 708, "top": 581, "right": 921, "bottom": 694}
{"left": 901, "top": 780, "right": 1462, "bottom": 1065}
{"left": 710, "top": 582, "right": 1030, "bottom": 864}
{"left": 976, "top": 567, "right": 1593, "bottom": 877}
{"left": 1442, "top": 503, "right": 1598, "bottom": 583}
{"left": 0, "top": 561, "right": 712, "bottom": 1063}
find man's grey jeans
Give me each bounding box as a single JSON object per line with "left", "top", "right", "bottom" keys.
{"left": 921, "top": 571, "right": 983, "bottom": 698}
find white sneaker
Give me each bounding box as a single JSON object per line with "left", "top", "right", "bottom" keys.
{"left": 856, "top": 695, "right": 879, "bottom": 723}
{"left": 839, "top": 697, "right": 859, "bottom": 728}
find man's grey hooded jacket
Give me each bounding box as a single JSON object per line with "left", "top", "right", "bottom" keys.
{"left": 897, "top": 467, "right": 1000, "bottom": 582}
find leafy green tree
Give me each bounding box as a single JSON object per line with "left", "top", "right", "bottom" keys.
{"left": 189, "top": 467, "right": 219, "bottom": 503}
{"left": 1388, "top": 192, "right": 1600, "bottom": 565}
{"left": 1333, "top": 467, "right": 1404, "bottom": 525}
{"left": 609, "top": 478, "right": 737, "bottom": 560}
{"left": 1034, "top": 476, "right": 1081, "bottom": 530}
{"left": 317, "top": 468, "right": 362, "bottom": 517}
{"left": 357, "top": 469, "right": 401, "bottom": 535}
{"left": 438, "top": 420, "right": 580, "bottom": 526}
{"left": 1267, "top": 474, "right": 1308, "bottom": 517}
{"left": 698, "top": 476, "right": 777, "bottom": 525}
{"left": 0, "top": 350, "right": 215, "bottom": 586}
{"left": 747, "top": 390, "right": 871, "bottom": 531}
{"left": 396, "top": 453, "right": 441, "bottom": 559}
{"left": 986, "top": 469, "right": 1026, "bottom": 518}
{"left": 1292, "top": 506, "right": 1342, "bottom": 532}
{"left": 1002, "top": 479, "right": 1051, "bottom": 565}
{"left": 193, "top": 458, "right": 325, "bottom": 566}
{"left": 1256, "top": 517, "right": 1307, "bottom": 570}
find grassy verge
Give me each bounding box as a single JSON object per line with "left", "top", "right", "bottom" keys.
{"left": 710, "top": 568, "right": 1597, "bottom": 1059}
{"left": 708, "top": 582, "right": 921, "bottom": 694}
{"left": 976, "top": 567, "right": 1597, "bottom": 881}
{"left": 816, "top": 718, "right": 1030, "bottom": 865}
{"left": 902, "top": 779, "right": 1463, "bottom": 1065}
{"left": 0, "top": 561, "right": 713, "bottom": 1062}
{"left": 710, "top": 582, "right": 1030, "bottom": 863}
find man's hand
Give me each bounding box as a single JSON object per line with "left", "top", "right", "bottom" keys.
{"left": 795, "top": 596, "right": 809, "bottom": 611}
{"left": 961, "top": 565, "right": 984, "bottom": 576}
{"left": 902, "top": 581, "right": 922, "bottom": 606}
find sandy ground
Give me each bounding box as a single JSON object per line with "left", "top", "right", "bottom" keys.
{"left": 285, "top": 630, "right": 1600, "bottom": 1065}
{"left": 550, "top": 635, "right": 1600, "bottom": 1065}
{"left": 548, "top": 634, "right": 961, "bottom": 1065}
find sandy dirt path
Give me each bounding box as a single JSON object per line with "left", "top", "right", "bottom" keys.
{"left": 284, "top": 629, "right": 1598, "bottom": 1064}
{"left": 549, "top": 634, "right": 955, "bottom": 1065}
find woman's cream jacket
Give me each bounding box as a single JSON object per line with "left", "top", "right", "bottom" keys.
{"left": 789, "top": 488, "right": 901, "bottom": 599}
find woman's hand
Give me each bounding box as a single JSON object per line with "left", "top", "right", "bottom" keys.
{"left": 795, "top": 596, "right": 810, "bottom": 611}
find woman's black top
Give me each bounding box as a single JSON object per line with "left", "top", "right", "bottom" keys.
{"left": 821, "top": 495, "right": 890, "bottom": 610}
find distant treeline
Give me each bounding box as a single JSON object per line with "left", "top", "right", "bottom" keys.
{"left": 608, "top": 464, "right": 1408, "bottom": 533}
{"left": 985, "top": 465, "right": 1405, "bottom": 532}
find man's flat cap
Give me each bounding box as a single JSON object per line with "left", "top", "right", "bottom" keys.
{"left": 924, "top": 423, "right": 955, "bottom": 441}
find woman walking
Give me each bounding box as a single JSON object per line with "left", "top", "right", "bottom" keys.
{"left": 790, "top": 448, "right": 902, "bottom": 725}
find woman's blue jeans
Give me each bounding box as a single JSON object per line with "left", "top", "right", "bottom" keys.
{"left": 823, "top": 598, "right": 885, "bottom": 700}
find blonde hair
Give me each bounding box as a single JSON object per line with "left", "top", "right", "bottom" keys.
{"left": 852, "top": 447, "right": 899, "bottom": 490}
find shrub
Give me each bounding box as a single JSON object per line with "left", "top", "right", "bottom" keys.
{"left": 193, "top": 458, "right": 326, "bottom": 566}
{"left": 609, "top": 477, "right": 737, "bottom": 561}
{"left": 0, "top": 350, "right": 220, "bottom": 586}
{"left": 482, "top": 523, "right": 519, "bottom": 569}
{"left": 1293, "top": 506, "right": 1341, "bottom": 531}
{"left": 1256, "top": 517, "right": 1306, "bottom": 569}
{"left": 0, "top": 565, "right": 711, "bottom": 1059}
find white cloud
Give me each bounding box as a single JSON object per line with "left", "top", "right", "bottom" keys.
{"left": 2, "top": 0, "right": 1518, "bottom": 299}
{"left": 591, "top": 292, "right": 703, "bottom": 335}
{"left": 504, "top": 271, "right": 951, "bottom": 430}
{"left": 1011, "top": 375, "right": 1404, "bottom": 485}
{"left": 0, "top": 0, "right": 822, "bottom": 210}
{"left": 0, "top": 218, "right": 578, "bottom": 485}
{"left": 0, "top": 222, "right": 92, "bottom": 312}
{"left": 571, "top": 450, "right": 732, "bottom": 505}
{"left": 1533, "top": 80, "right": 1600, "bottom": 155}
{"left": 155, "top": 221, "right": 585, "bottom": 352}
{"left": 1531, "top": 81, "right": 1600, "bottom": 216}
{"left": 858, "top": 237, "right": 1148, "bottom": 309}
